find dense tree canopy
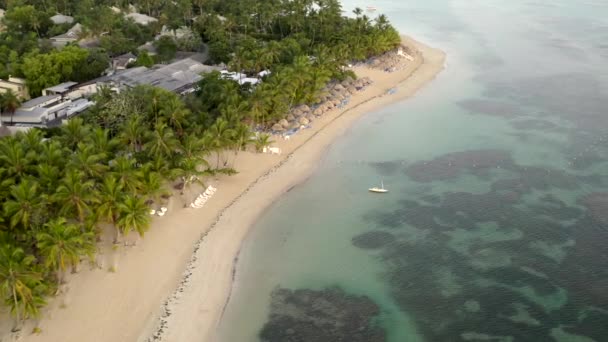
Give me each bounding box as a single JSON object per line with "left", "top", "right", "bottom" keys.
{"left": 0, "top": 0, "right": 401, "bottom": 327}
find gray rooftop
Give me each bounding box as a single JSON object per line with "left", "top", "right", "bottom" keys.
{"left": 21, "top": 95, "right": 61, "bottom": 109}
{"left": 45, "top": 81, "right": 78, "bottom": 94}
{"left": 52, "top": 23, "right": 82, "bottom": 40}
{"left": 10, "top": 108, "right": 47, "bottom": 123}
{"left": 108, "top": 57, "right": 220, "bottom": 92}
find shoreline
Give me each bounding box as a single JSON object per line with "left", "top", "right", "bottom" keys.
{"left": 144, "top": 36, "right": 446, "bottom": 342}
{"left": 1, "top": 36, "right": 445, "bottom": 342}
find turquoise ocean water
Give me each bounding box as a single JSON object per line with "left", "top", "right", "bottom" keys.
{"left": 217, "top": 1, "right": 608, "bottom": 341}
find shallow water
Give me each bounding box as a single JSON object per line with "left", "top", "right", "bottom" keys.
{"left": 217, "top": 0, "right": 608, "bottom": 341}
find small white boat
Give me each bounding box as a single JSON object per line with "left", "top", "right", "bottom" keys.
{"left": 369, "top": 181, "right": 388, "bottom": 193}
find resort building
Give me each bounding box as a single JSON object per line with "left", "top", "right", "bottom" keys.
{"left": 50, "top": 23, "right": 82, "bottom": 47}
{"left": 0, "top": 95, "right": 94, "bottom": 127}
{"left": 42, "top": 81, "right": 78, "bottom": 98}
{"left": 0, "top": 77, "right": 30, "bottom": 99}
{"left": 111, "top": 53, "right": 137, "bottom": 72}
{"left": 103, "top": 54, "right": 219, "bottom": 94}
{"left": 220, "top": 70, "right": 260, "bottom": 86}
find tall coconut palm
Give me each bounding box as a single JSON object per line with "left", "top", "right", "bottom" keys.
{"left": 206, "top": 118, "right": 235, "bottom": 168}
{"left": 0, "top": 138, "right": 33, "bottom": 180}
{"left": 3, "top": 179, "right": 43, "bottom": 231}
{"left": 144, "top": 123, "right": 180, "bottom": 161}
{"left": 35, "top": 163, "right": 61, "bottom": 194}
{"left": 89, "top": 127, "right": 118, "bottom": 156}
{"left": 38, "top": 140, "right": 66, "bottom": 168}
{"left": 69, "top": 143, "right": 108, "bottom": 181}
{"left": 16, "top": 129, "right": 44, "bottom": 153}
{"left": 0, "top": 244, "right": 44, "bottom": 329}
{"left": 53, "top": 170, "right": 98, "bottom": 225}
{"left": 178, "top": 135, "right": 207, "bottom": 160}
{"left": 137, "top": 166, "right": 169, "bottom": 208}
{"left": 0, "top": 90, "right": 21, "bottom": 124}
{"left": 160, "top": 97, "right": 191, "bottom": 137}
{"left": 171, "top": 156, "right": 209, "bottom": 195}
{"left": 60, "top": 118, "right": 91, "bottom": 151}
{"left": 36, "top": 218, "right": 95, "bottom": 285}
{"left": 230, "top": 123, "right": 253, "bottom": 165}
{"left": 110, "top": 156, "right": 141, "bottom": 194}
{"left": 147, "top": 154, "right": 172, "bottom": 179}
{"left": 119, "top": 115, "right": 147, "bottom": 153}
{"left": 0, "top": 167, "right": 14, "bottom": 201}
{"left": 116, "top": 195, "right": 151, "bottom": 243}
{"left": 96, "top": 176, "right": 124, "bottom": 243}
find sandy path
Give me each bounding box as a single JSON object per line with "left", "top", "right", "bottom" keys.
{"left": 0, "top": 36, "right": 445, "bottom": 342}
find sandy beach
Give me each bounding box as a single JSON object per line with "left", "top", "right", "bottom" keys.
{"left": 0, "top": 36, "right": 445, "bottom": 342}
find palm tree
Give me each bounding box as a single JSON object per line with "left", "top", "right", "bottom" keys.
{"left": 0, "top": 90, "right": 21, "bottom": 125}
{"left": 3, "top": 179, "right": 43, "bottom": 231}
{"left": 0, "top": 167, "right": 14, "bottom": 201}
{"left": 0, "top": 244, "right": 44, "bottom": 329}
{"left": 17, "top": 129, "right": 44, "bottom": 153}
{"left": 110, "top": 156, "right": 141, "bottom": 194}
{"left": 59, "top": 118, "right": 91, "bottom": 151}
{"left": 254, "top": 133, "right": 274, "bottom": 153}
{"left": 171, "top": 156, "right": 209, "bottom": 195}
{"left": 53, "top": 170, "right": 98, "bottom": 225}
{"left": 230, "top": 123, "right": 252, "bottom": 165}
{"left": 36, "top": 218, "right": 95, "bottom": 285}
{"left": 116, "top": 195, "right": 151, "bottom": 243}
{"left": 137, "top": 166, "right": 169, "bottom": 208}
{"left": 144, "top": 123, "right": 180, "bottom": 161}
{"left": 206, "top": 118, "right": 235, "bottom": 168}
{"left": 36, "top": 163, "right": 61, "bottom": 194}
{"left": 69, "top": 143, "right": 109, "bottom": 180}
{"left": 0, "top": 138, "right": 33, "bottom": 180}
{"left": 38, "top": 140, "right": 66, "bottom": 168}
{"left": 147, "top": 154, "right": 172, "bottom": 179}
{"left": 119, "top": 115, "right": 146, "bottom": 153}
{"left": 96, "top": 176, "right": 124, "bottom": 243}
{"left": 159, "top": 97, "right": 191, "bottom": 137}
{"left": 89, "top": 127, "right": 118, "bottom": 156}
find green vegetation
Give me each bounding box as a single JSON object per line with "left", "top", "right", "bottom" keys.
{"left": 0, "top": 0, "right": 400, "bottom": 327}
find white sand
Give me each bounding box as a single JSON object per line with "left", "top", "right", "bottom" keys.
{"left": 0, "top": 37, "right": 445, "bottom": 342}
